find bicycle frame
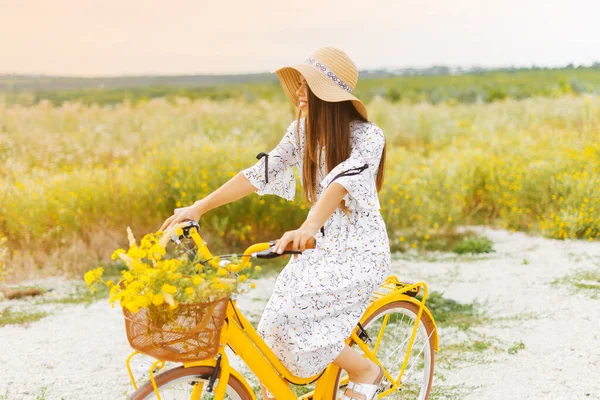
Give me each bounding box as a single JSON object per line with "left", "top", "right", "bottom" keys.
{"left": 125, "top": 232, "right": 439, "bottom": 399}
{"left": 125, "top": 279, "right": 438, "bottom": 399}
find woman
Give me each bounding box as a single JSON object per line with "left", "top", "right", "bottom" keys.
{"left": 161, "top": 47, "right": 391, "bottom": 400}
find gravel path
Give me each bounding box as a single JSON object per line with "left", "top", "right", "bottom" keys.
{"left": 0, "top": 227, "right": 598, "bottom": 399}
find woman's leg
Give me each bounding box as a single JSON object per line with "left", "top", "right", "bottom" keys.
{"left": 332, "top": 344, "right": 381, "bottom": 383}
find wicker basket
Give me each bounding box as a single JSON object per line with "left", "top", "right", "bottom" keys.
{"left": 122, "top": 297, "right": 229, "bottom": 362}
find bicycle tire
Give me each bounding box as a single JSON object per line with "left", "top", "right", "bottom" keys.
{"left": 334, "top": 300, "right": 436, "bottom": 400}
{"left": 129, "top": 365, "right": 253, "bottom": 400}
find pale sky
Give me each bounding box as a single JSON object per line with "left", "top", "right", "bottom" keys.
{"left": 1, "top": 0, "right": 599, "bottom": 76}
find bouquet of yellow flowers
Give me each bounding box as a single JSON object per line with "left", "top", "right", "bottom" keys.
{"left": 84, "top": 223, "right": 258, "bottom": 362}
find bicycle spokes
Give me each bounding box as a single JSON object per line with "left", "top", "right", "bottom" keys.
{"left": 338, "top": 301, "right": 435, "bottom": 400}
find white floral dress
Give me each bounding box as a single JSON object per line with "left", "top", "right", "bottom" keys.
{"left": 241, "top": 117, "right": 391, "bottom": 378}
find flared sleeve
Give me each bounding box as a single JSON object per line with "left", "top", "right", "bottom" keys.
{"left": 320, "top": 124, "right": 385, "bottom": 211}
{"left": 241, "top": 120, "right": 300, "bottom": 201}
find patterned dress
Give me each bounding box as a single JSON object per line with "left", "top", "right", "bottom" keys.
{"left": 241, "top": 117, "right": 391, "bottom": 378}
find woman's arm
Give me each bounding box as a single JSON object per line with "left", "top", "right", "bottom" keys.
{"left": 273, "top": 182, "right": 348, "bottom": 253}
{"left": 159, "top": 172, "right": 257, "bottom": 232}
{"left": 161, "top": 120, "right": 301, "bottom": 232}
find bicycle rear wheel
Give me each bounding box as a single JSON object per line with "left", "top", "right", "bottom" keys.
{"left": 129, "top": 365, "right": 253, "bottom": 400}
{"left": 335, "top": 301, "right": 435, "bottom": 400}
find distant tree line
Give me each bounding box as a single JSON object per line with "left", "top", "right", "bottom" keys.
{"left": 1, "top": 63, "right": 599, "bottom": 106}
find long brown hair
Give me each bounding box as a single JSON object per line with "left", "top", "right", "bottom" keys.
{"left": 295, "top": 85, "right": 386, "bottom": 214}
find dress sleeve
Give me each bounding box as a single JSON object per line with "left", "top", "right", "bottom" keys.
{"left": 241, "top": 120, "right": 299, "bottom": 201}
{"left": 320, "top": 124, "right": 385, "bottom": 211}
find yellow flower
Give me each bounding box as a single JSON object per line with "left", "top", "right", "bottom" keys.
{"left": 250, "top": 283, "right": 256, "bottom": 289}
{"left": 152, "top": 293, "right": 165, "bottom": 306}
{"left": 217, "top": 268, "right": 228, "bottom": 277}
{"left": 192, "top": 275, "right": 203, "bottom": 285}
{"left": 239, "top": 275, "right": 247, "bottom": 282}
{"left": 228, "top": 263, "right": 244, "bottom": 272}
{"left": 162, "top": 284, "right": 177, "bottom": 294}
{"left": 185, "top": 287, "right": 195, "bottom": 296}
{"left": 84, "top": 267, "right": 104, "bottom": 285}
{"left": 254, "top": 266, "right": 261, "bottom": 272}
{"left": 111, "top": 249, "right": 126, "bottom": 260}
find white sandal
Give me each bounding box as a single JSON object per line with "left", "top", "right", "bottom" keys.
{"left": 341, "top": 365, "right": 384, "bottom": 400}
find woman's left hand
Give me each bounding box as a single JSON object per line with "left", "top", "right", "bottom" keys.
{"left": 274, "top": 224, "right": 319, "bottom": 254}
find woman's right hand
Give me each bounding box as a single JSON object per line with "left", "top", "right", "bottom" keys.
{"left": 159, "top": 201, "right": 205, "bottom": 233}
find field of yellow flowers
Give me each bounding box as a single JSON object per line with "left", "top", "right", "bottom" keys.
{"left": 0, "top": 95, "right": 598, "bottom": 279}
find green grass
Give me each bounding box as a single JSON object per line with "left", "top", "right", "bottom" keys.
{"left": 421, "top": 292, "right": 484, "bottom": 331}
{"left": 569, "top": 270, "right": 600, "bottom": 290}
{"left": 473, "top": 340, "right": 493, "bottom": 352}
{"left": 0, "top": 307, "right": 48, "bottom": 327}
{"left": 444, "top": 339, "right": 495, "bottom": 354}
{"left": 507, "top": 340, "right": 526, "bottom": 355}
{"left": 392, "top": 231, "right": 478, "bottom": 253}
{"left": 553, "top": 268, "right": 600, "bottom": 298}
{"left": 435, "top": 330, "right": 504, "bottom": 375}
{"left": 36, "top": 283, "right": 109, "bottom": 306}
{"left": 452, "top": 237, "right": 495, "bottom": 255}
{"left": 35, "top": 387, "right": 48, "bottom": 400}
{"left": 391, "top": 232, "right": 497, "bottom": 261}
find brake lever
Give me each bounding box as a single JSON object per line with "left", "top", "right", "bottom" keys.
{"left": 170, "top": 220, "right": 200, "bottom": 244}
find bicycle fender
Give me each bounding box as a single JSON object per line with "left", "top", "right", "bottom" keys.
{"left": 226, "top": 367, "right": 257, "bottom": 400}
{"left": 182, "top": 358, "right": 257, "bottom": 399}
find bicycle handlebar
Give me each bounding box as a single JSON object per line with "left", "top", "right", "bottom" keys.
{"left": 174, "top": 220, "right": 316, "bottom": 267}
{"left": 252, "top": 237, "right": 317, "bottom": 259}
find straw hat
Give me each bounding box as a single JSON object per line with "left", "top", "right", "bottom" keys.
{"left": 271, "top": 47, "right": 368, "bottom": 120}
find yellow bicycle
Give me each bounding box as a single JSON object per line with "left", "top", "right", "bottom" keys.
{"left": 126, "top": 224, "right": 439, "bottom": 400}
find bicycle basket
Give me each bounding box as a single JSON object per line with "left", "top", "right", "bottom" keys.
{"left": 122, "top": 296, "right": 228, "bottom": 362}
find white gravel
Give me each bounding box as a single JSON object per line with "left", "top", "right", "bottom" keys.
{"left": 0, "top": 227, "right": 599, "bottom": 399}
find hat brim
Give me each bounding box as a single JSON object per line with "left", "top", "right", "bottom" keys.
{"left": 272, "top": 63, "right": 368, "bottom": 120}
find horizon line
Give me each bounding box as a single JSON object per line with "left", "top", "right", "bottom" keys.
{"left": 1, "top": 60, "right": 599, "bottom": 80}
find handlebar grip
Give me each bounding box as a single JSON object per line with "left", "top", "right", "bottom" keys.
{"left": 255, "top": 236, "right": 317, "bottom": 259}
{"left": 279, "top": 236, "right": 316, "bottom": 251}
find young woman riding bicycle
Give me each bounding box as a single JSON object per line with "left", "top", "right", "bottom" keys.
{"left": 161, "top": 47, "right": 390, "bottom": 400}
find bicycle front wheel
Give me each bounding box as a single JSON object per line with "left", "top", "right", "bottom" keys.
{"left": 129, "top": 365, "right": 253, "bottom": 400}
{"left": 335, "top": 301, "right": 436, "bottom": 400}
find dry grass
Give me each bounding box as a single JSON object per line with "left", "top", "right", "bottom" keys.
{"left": 1, "top": 287, "right": 45, "bottom": 300}
{"left": 0, "top": 96, "right": 599, "bottom": 280}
